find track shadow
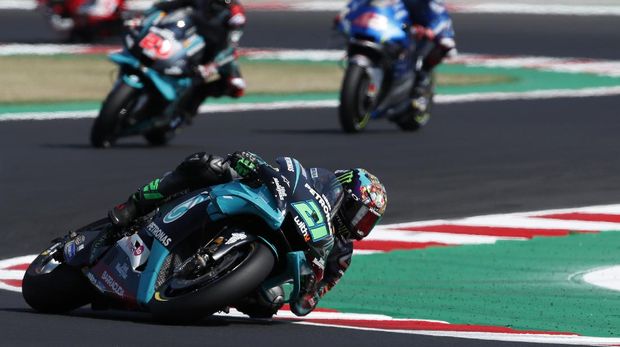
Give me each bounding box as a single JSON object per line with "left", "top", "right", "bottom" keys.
{"left": 1, "top": 307, "right": 290, "bottom": 327}
{"left": 39, "top": 143, "right": 197, "bottom": 150}
{"left": 254, "top": 128, "right": 399, "bottom": 135}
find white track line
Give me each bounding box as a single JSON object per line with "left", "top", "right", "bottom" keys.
{"left": 366, "top": 229, "right": 522, "bottom": 244}
{"left": 0, "top": 255, "right": 37, "bottom": 268}
{"left": 581, "top": 266, "right": 620, "bottom": 292}
{"left": 436, "top": 86, "right": 620, "bottom": 103}
{"left": 0, "top": 255, "right": 36, "bottom": 292}
{"left": 0, "top": 44, "right": 112, "bottom": 56}
{"left": 3, "top": 85, "right": 620, "bottom": 122}
{"left": 452, "top": 3, "right": 620, "bottom": 16}
{"left": 383, "top": 204, "right": 620, "bottom": 230}
{"left": 451, "top": 215, "right": 620, "bottom": 231}
{"left": 0, "top": 270, "right": 25, "bottom": 280}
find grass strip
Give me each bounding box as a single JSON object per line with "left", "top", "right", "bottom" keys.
{"left": 1, "top": 54, "right": 513, "bottom": 104}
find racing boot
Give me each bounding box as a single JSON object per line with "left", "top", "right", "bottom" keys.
{"left": 108, "top": 197, "right": 138, "bottom": 227}
{"left": 224, "top": 61, "right": 246, "bottom": 98}
{"left": 226, "top": 76, "right": 246, "bottom": 98}
{"left": 107, "top": 177, "right": 165, "bottom": 229}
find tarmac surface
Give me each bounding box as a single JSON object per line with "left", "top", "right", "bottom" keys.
{"left": 0, "top": 7, "right": 619, "bottom": 347}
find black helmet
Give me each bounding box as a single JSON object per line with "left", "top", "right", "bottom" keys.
{"left": 334, "top": 169, "right": 387, "bottom": 240}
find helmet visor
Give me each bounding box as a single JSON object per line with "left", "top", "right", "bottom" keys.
{"left": 342, "top": 195, "right": 382, "bottom": 240}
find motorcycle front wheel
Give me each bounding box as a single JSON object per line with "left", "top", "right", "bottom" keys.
{"left": 149, "top": 238, "right": 275, "bottom": 323}
{"left": 22, "top": 243, "right": 93, "bottom": 313}
{"left": 90, "top": 82, "right": 139, "bottom": 148}
{"left": 339, "top": 64, "right": 375, "bottom": 133}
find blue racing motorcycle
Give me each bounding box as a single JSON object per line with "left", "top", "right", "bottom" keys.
{"left": 23, "top": 157, "right": 341, "bottom": 322}
{"left": 90, "top": 9, "right": 235, "bottom": 147}
{"left": 336, "top": 0, "right": 434, "bottom": 132}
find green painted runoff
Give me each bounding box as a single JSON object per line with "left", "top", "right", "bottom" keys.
{"left": 321, "top": 231, "right": 620, "bottom": 337}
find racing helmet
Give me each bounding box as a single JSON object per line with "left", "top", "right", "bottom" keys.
{"left": 334, "top": 169, "right": 387, "bottom": 240}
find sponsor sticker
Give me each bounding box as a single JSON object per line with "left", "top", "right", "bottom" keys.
{"left": 101, "top": 271, "right": 125, "bottom": 297}
{"left": 63, "top": 242, "right": 77, "bottom": 261}
{"left": 74, "top": 234, "right": 86, "bottom": 245}
{"left": 285, "top": 157, "right": 294, "bottom": 172}
{"left": 273, "top": 177, "right": 288, "bottom": 201}
{"left": 163, "top": 193, "right": 209, "bottom": 224}
{"left": 132, "top": 241, "right": 144, "bottom": 256}
{"left": 281, "top": 176, "right": 291, "bottom": 187}
{"left": 225, "top": 232, "right": 247, "bottom": 245}
{"left": 294, "top": 215, "right": 312, "bottom": 242}
{"left": 117, "top": 234, "right": 151, "bottom": 269}
{"left": 146, "top": 222, "right": 172, "bottom": 247}
{"left": 115, "top": 262, "right": 130, "bottom": 280}
{"left": 86, "top": 272, "right": 106, "bottom": 292}
{"left": 305, "top": 183, "right": 332, "bottom": 216}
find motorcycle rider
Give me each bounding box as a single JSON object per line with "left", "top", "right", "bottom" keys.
{"left": 144, "top": 0, "right": 247, "bottom": 116}
{"left": 402, "top": 0, "right": 456, "bottom": 116}
{"left": 48, "top": 0, "right": 126, "bottom": 40}
{"left": 336, "top": 0, "right": 456, "bottom": 118}
{"left": 109, "top": 151, "right": 388, "bottom": 317}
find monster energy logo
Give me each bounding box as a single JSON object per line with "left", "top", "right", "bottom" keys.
{"left": 336, "top": 171, "right": 354, "bottom": 184}
{"left": 142, "top": 179, "right": 163, "bottom": 200}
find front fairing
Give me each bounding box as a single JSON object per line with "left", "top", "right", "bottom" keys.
{"left": 123, "top": 9, "right": 205, "bottom": 77}
{"left": 341, "top": 0, "right": 411, "bottom": 48}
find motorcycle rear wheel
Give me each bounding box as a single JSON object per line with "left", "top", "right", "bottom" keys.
{"left": 150, "top": 240, "right": 274, "bottom": 323}
{"left": 90, "top": 82, "right": 138, "bottom": 148}
{"left": 395, "top": 74, "right": 435, "bottom": 131}
{"left": 339, "top": 64, "right": 374, "bottom": 133}
{"left": 22, "top": 245, "right": 93, "bottom": 313}
{"left": 395, "top": 103, "right": 431, "bottom": 131}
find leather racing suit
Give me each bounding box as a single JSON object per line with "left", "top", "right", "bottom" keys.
{"left": 402, "top": 0, "right": 456, "bottom": 112}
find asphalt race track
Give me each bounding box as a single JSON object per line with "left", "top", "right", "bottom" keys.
{"left": 1, "top": 8, "right": 619, "bottom": 347}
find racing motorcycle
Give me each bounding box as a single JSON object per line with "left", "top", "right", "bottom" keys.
{"left": 22, "top": 157, "right": 340, "bottom": 322}
{"left": 36, "top": 0, "right": 125, "bottom": 41}
{"left": 90, "top": 8, "right": 235, "bottom": 147}
{"left": 336, "top": 0, "right": 435, "bottom": 133}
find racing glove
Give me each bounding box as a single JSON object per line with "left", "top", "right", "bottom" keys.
{"left": 291, "top": 272, "right": 320, "bottom": 316}
{"left": 411, "top": 24, "right": 436, "bottom": 42}
{"left": 228, "top": 151, "right": 266, "bottom": 178}
{"left": 291, "top": 292, "right": 319, "bottom": 317}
